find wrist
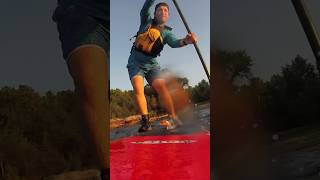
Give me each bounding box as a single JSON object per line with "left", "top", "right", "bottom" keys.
{"left": 182, "top": 39, "right": 188, "bottom": 46}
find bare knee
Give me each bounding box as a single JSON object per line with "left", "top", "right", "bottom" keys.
{"left": 67, "top": 47, "right": 108, "bottom": 106}
{"left": 134, "top": 88, "right": 145, "bottom": 97}
{"left": 131, "top": 76, "right": 145, "bottom": 97}
{"left": 152, "top": 79, "right": 167, "bottom": 93}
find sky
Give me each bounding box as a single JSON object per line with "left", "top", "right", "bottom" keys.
{"left": 0, "top": 0, "right": 319, "bottom": 93}
{"left": 110, "top": 0, "right": 210, "bottom": 90}
{"left": 1, "top": 0, "right": 70, "bottom": 93}
{"left": 213, "top": 0, "right": 320, "bottom": 80}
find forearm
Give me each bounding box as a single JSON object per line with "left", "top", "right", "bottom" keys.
{"left": 177, "top": 33, "right": 198, "bottom": 47}
{"left": 166, "top": 35, "right": 185, "bottom": 48}
{"left": 170, "top": 39, "right": 187, "bottom": 48}
{"left": 179, "top": 39, "right": 188, "bottom": 47}
{"left": 165, "top": 30, "right": 196, "bottom": 48}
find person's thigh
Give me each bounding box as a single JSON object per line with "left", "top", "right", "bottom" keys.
{"left": 146, "top": 65, "right": 164, "bottom": 87}
{"left": 68, "top": 46, "right": 108, "bottom": 104}
{"left": 131, "top": 75, "right": 145, "bottom": 95}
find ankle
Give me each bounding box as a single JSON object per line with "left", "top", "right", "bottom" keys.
{"left": 141, "top": 114, "right": 149, "bottom": 120}
{"left": 141, "top": 114, "right": 150, "bottom": 125}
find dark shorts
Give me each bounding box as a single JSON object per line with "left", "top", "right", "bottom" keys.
{"left": 52, "top": 4, "right": 109, "bottom": 60}
{"left": 127, "top": 50, "right": 163, "bottom": 85}
{"left": 127, "top": 61, "right": 162, "bottom": 85}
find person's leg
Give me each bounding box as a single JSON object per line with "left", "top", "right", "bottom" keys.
{"left": 151, "top": 78, "right": 177, "bottom": 119}
{"left": 67, "top": 46, "right": 109, "bottom": 171}
{"left": 53, "top": 4, "right": 110, "bottom": 178}
{"left": 131, "top": 75, "right": 148, "bottom": 115}
{"left": 131, "top": 75, "right": 152, "bottom": 132}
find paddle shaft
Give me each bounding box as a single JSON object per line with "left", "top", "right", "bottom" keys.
{"left": 292, "top": 0, "right": 320, "bottom": 72}
{"left": 171, "top": 0, "right": 210, "bottom": 82}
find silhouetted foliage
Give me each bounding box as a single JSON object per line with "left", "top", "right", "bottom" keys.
{"left": 264, "top": 55, "right": 320, "bottom": 131}
{"left": 191, "top": 80, "right": 210, "bottom": 103}
{"left": 216, "top": 50, "right": 320, "bottom": 132}
{"left": 0, "top": 86, "right": 97, "bottom": 179}
{"left": 216, "top": 50, "right": 253, "bottom": 86}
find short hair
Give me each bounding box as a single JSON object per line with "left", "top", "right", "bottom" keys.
{"left": 154, "top": 2, "right": 170, "bottom": 13}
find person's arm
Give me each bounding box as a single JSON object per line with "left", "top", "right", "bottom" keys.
{"left": 165, "top": 31, "right": 184, "bottom": 48}
{"left": 140, "top": 0, "right": 156, "bottom": 25}
{"left": 165, "top": 31, "right": 198, "bottom": 48}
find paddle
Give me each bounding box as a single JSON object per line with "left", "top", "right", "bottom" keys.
{"left": 292, "top": 0, "right": 320, "bottom": 72}
{"left": 171, "top": 0, "right": 210, "bottom": 82}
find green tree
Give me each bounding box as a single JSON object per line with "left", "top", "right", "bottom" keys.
{"left": 191, "top": 79, "right": 210, "bottom": 103}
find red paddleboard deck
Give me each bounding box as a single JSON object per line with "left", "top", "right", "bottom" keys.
{"left": 110, "top": 132, "right": 210, "bottom": 180}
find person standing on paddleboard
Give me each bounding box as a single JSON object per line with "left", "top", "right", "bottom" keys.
{"left": 127, "top": 0, "right": 198, "bottom": 132}
{"left": 52, "top": 0, "right": 110, "bottom": 179}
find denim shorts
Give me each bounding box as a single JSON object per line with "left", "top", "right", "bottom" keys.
{"left": 52, "top": 4, "right": 109, "bottom": 60}
{"left": 127, "top": 53, "right": 162, "bottom": 85}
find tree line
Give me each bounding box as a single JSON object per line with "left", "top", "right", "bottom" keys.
{"left": 215, "top": 49, "right": 320, "bottom": 132}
